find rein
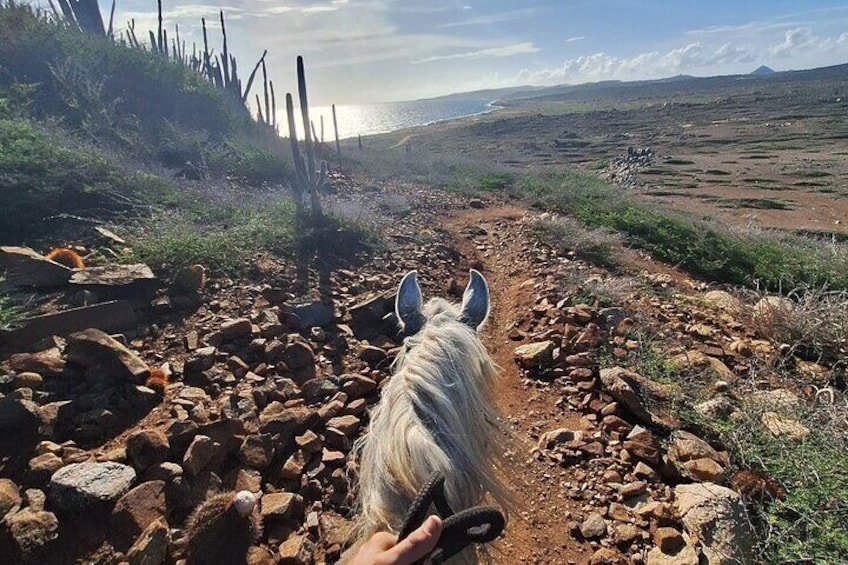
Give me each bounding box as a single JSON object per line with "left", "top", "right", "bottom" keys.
{"left": 398, "top": 472, "right": 505, "bottom": 564}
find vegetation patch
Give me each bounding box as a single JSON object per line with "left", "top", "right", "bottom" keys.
{"left": 514, "top": 171, "right": 848, "bottom": 291}
{"left": 0, "top": 277, "right": 24, "bottom": 331}
{"left": 714, "top": 407, "right": 848, "bottom": 564}
{"left": 533, "top": 217, "right": 622, "bottom": 270}
{"left": 717, "top": 198, "right": 791, "bottom": 210}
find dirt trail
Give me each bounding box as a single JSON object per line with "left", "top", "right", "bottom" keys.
{"left": 440, "top": 204, "right": 588, "bottom": 564}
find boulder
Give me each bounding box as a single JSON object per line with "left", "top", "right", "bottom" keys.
{"left": 580, "top": 512, "right": 607, "bottom": 539}
{"left": 220, "top": 318, "right": 253, "bottom": 341}
{"left": 0, "top": 397, "right": 42, "bottom": 436}
{"left": 702, "top": 290, "right": 740, "bottom": 311}
{"left": 9, "top": 349, "right": 66, "bottom": 376}
{"left": 349, "top": 294, "right": 393, "bottom": 339}
{"left": 239, "top": 434, "right": 274, "bottom": 470}
{"left": 182, "top": 435, "right": 220, "bottom": 476}
{"left": 513, "top": 341, "right": 555, "bottom": 369}
{"left": 111, "top": 481, "right": 167, "bottom": 550}
{"left": 65, "top": 328, "right": 150, "bottom": 383}
{"left": 69, "top": 264, "right": 156, "bottom": 305}
{"left": 4, "top": 508, "right": 59, "bottom": 558}
{"left": 760, "top": 412, "right": 810, "bottom": 440}
{"left": 674, "top": 482, "right": 754, "bottom": 565}
{"left": 0, "top": 478, "right": 21, "bottom": 519}
{"left": 49, "top": 462, "right": 136, "bottom": 512}
{"left": 290, "top": 302, "right": 335, "bottom": 329}
{"left": 668, "top": 351, "right": 734, "bottom": 383}
{"left": 3, "top": 302, "right": 137, "bottom": 351}
{"left": 126, "top": 517, "right": 170, "bottom": 565}
{"left": 126, "top": 429, "right": 170, "bottom": 472}
{"left": 261, "top": 492, "right": 304, "bottom": 520}
{"left": 0, "top": 246, "right": 71, "bottom": 288}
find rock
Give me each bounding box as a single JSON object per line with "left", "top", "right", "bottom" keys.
{"left": 111, "top": 481, "right": 167, "bottom": 550}
{"left": 182, "top": 435, "right": 220, "bottom": 476}
{"left": 4, "top": 508, "right": 59, "bottom": 558}
{"left": 760, "top": 412, "right": 810, "bottom": 440}
{"left": 359, "top": 345, "right": 388, "bottom": 366}
{"left": 646, "top": 544, "right": 700, "bottom": 565}
{"left": 126, "top": 429, "right": 170, "bottom": 472}
{"left": 247, "top": 546, "right": 277, "bottom": 565}
{"left": 326, "top": 414, "right": 360, "bottom": 436}
{"left": 513, "top": 341, "right": 555, "bottom": 368}
{"left": 0, "top": 479, "right": 21, "bottom": 519}
{"left": 748, "top": 388, "right": 799, "bottom": 411}
{"left": 301, "top": 378, "right": 339, "bottom": 401}
{"left": 3, "top": 301, "right": 138, "bottom": 351}
{"left": 619, "top": 481, "right": 647, "bottom": 499}
{"left": 682, "top": 458, "right": 726, "bottom": 482}
{"left": 623, "top": 426, "right": 661, "bottom": 464}
{"left": 239, "top": 434, "right": 274, "bottom": 470}
{"left": 752, "top": 295, "right": 794, "bottom": 322}
{"left": 580, "top": 512, "right": 607, "bottom": 539}
{"left": 127, "top": 517, "right": 170, "bottom": 565}
{"left": 49, "top": 462, "right": 136, "bottom": 512}
{"left": 184, "top": 346, "right": 216, "bottom": 375}
{"left": 654, "top": 527, "right": 685, "bottom": 554}
{"left": 282, "top": 341, "right": 315, "bottom": 370}
{"left": 599, "top": 367, "right": 655, "bottom": 427}
{"left": 590, "top": 547, "right": 628, "bottom": 565}
{"left": 291, "top": 302, "right": 335, "bottom": 329}
{"left": 668, "top": 431, "right": 728, "bottom": 466}
{"left": 220, "top": 318, "right": 253, "bottom": 341}
{"left": 0, "top": 396, "right": 42, "bottom": 436}
{"left": 675, "top": 482, "right": 754, "bottom": 565}
{"left": 668, "top": 351, "right": 734, "bottom": 383}
{"left": 28, "top": 453, "right": 65, "bottom": 481}
{"left": 703, "top": 290, "right": 740, "bottom": 311}
{"left": 0, "top": 246, "right": 71, "bottom": 288}
{"left": 9, "top": 349, "right": 66, "bottom": 376}
{"left": 538, "top": 428, "right": 582, "bottom": 448}
{"left": 695, "top": 397, "right": 735, "bottom": 420}
{"left": 349, "top": 294, "right": 393, "bottom": 339}
{"left": 261, "top": 492, "right": 304, "bottom": 520}
{"left": 66, "top": 328, "right": 150, "bottom": 383}
{"left": 69, "top": 264, "right": 156, "bottom": 305}
{"left": 13, "top": 372, "right": 43, "bottom": 389}
{"left": 278, "top": 533, "right": 312, "bottom": 564}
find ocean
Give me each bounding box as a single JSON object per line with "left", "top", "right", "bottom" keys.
{"left": 282, "top": 99, "right": 497, "bottom": 140}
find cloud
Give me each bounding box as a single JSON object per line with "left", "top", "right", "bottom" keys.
{"left": 565, "top": 36, "right": 585, "bottom": 43}
{"left": 439, "top": 8, "right": 535, "bottom": 28}
{"left": 520, "top": 41, "right": 755, "bottom": 85}
{"left": 416, "top": 42, "right": 540, "bottom": 63}
{"left": 771, "top": 27, "right": 817, "bottom": 57}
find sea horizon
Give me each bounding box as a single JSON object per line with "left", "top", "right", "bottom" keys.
{"left": 276, "top": 98, "right": 500, "bottom": 141}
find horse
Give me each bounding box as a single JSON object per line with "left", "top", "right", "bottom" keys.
{"left": 347, "top": 269, "right": 510, "bottom": 564}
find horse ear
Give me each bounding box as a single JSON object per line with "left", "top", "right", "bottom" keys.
{"left": 396, "top": 270, "right": 425, "bottom": 335}
{"left": 458, "top": 269, "right": 489, "bottom": 330}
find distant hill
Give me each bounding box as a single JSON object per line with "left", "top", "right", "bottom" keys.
{"left": 420, "top": 62, "right": 848, "bottom": 106}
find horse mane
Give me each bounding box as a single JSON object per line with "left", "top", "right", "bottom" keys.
{"left": 350, "top": 297, "right": 510, "bottom": 562}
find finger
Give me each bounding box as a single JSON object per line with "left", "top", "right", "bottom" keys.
{"left": 385, "top": 515, "right": 442, "bottom": 563}
{"left": 367, "top": 532, "right": 399, "bottom": 552}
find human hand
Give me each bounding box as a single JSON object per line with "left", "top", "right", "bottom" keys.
{"left": 349, "top": 515, "right": 443, "bottom": 565}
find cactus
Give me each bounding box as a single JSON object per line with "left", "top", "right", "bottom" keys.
{"left": 286, "top": 56, "right": 327, "bottom": 222}
{"left": 332, "top": 104, "right": 341, "bottom": 166}
{"left": 52, "top": 0, "right": 110, "bottom": 35}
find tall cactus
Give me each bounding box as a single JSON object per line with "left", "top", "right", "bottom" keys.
{"left": 332, "top": 104, "right": 341, "bottom": 166}
{"left": 286, "top": 56, "right": 326, "bottom": 222}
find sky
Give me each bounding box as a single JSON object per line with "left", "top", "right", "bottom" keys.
{"left": 68, "top": 1, "right": 848, "bottom": 104}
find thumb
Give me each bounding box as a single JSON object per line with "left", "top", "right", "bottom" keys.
{"left": 385, "top": 515, "right": 442, "bottom": 563}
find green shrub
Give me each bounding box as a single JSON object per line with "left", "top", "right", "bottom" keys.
{"left": 0, "top": 276, "right": 23, "bottom": 331}
{"left": 715, "top": 406, "right": 848, "bottom": 564}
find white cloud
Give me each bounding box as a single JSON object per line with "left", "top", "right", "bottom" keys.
{"left": 771, "top": 27, "right": 816, "bottom": 57}
{"left": 520, "top": 41, "right": 755, "bottom": 85}
{"left": 416, "top": 42, "right": 540, "bottom": 63}
{"left": 565, "top": 36, "right": 585, "bottom": 43}
{"left": 439, "top": 9, "right": 535, "bottom": 28}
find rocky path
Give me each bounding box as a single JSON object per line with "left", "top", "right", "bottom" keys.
{"left": 441, "top": 205, "right": 584, "bottom": 564}
{"left": 1, "top": 180, "right": 809, "bottom": 565}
